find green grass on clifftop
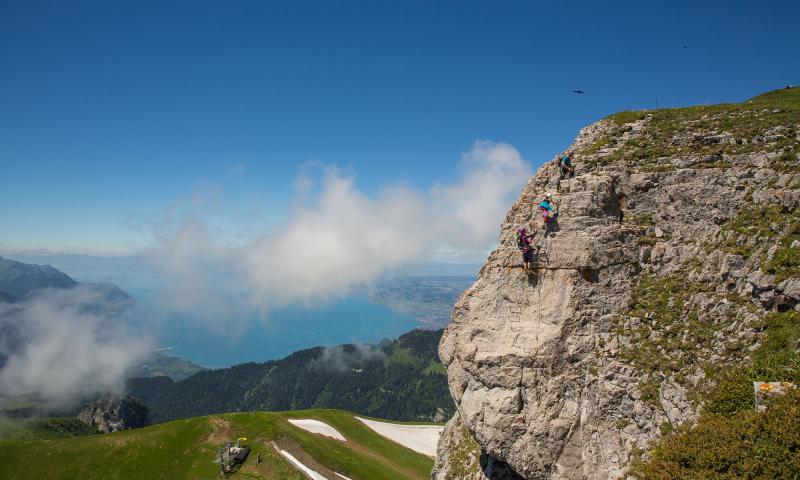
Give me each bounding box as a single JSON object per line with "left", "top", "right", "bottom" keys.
{"left": 0, "top": 409, "right": 435, "bottom": 480}
{"left": 598, "top": 87, "right": 800, "bottom": 169}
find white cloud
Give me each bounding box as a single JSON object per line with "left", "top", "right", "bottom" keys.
{"left": 0, "top": 286, "right": 152, "bottom": 407}
{"left": 432, "top": 140, "right": 532, "bottom": 249}
{"left": 149, "top": 140, "right": 531, "bottom": 312}
{"left": 308, "top": 343, "right": 386, "bottom": 372}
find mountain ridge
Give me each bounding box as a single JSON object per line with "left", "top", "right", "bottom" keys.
{"left": 433, "top": 87, "right": 800, "bottom": 479}
{"left": 128, "top": 328, "right": 454, "bottom": 424}
{"left": 0, "top": 255, "right": 134, "bottom": 307}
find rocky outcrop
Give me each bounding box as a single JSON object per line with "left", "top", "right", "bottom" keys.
{"left": 78, "top": 395, "right": 149, "bottom": 433}
{"left": 433, "top": 89, "right": 799, "bottom": 479}
{"left": 433, "top": 413, "right": 525, "bottom": 480}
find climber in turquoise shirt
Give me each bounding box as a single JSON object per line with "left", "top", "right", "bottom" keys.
{"left": 539, "top": 193, "right": 555, "bottom": 230}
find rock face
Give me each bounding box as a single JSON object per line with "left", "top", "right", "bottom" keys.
{"left": 433, "top": 90, "right": 800, "bottom": 479}
{"left": 78, "top": 395, "right": 149, "bottom": 433}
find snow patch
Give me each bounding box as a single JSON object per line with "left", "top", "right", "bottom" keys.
{"left": 355, "top": 417, "right": 443, "bottom": 457}
{"left": 277, "top": 449, "right": 327, "bottom": 480}
{"left": 288, "top": 418, "right": 346, "bottom": 441}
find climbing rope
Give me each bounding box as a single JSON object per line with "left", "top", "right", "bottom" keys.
{"left": 532, "top": 197, "right": 555, "bottom": 357}
{"left": 534, "top": 264, "right": 543, "bottom": 356}
{"left": 583, "top": 319, "right": 611, "bottom": 473}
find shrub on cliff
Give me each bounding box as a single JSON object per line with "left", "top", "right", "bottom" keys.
{"left": 630, "top": 311, "right": 800, "bottom": 478}
{"left": 628, "top": 388, "right": 800, "bottom": 479}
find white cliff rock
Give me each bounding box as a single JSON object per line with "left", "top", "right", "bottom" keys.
{"left": 433, "top": 97, "right": 800, "bottom": 479}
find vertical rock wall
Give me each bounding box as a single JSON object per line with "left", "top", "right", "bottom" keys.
{"left": 433, "top": 99, "right": 800, "bottom": 479}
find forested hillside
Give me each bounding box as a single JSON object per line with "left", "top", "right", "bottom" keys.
{"left": 128, "top": 329, "right": 453, "bottom": 423}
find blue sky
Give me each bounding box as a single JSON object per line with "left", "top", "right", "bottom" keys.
{"left": 2, "top": 0, "right": 799, "bottom": 253}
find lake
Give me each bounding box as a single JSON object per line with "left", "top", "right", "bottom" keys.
{"left": 130, "top": 289, "right": 420, "bottom": 367}
{"left": 14, "top": 255, "right": 423, "bottom": 367}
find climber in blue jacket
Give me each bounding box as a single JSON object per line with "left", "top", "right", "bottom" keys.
{"left": 539, "top": 193, "right": 556, "bottom": 230}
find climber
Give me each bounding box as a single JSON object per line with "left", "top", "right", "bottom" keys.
{"left": 539, "top": 193, "right": 557, "bottom": 230}
{"left": 516, "top": 226, "right": 536, "bottom": 270}
{"left": 558, "top": 151, "right": 575, "bottom": 179}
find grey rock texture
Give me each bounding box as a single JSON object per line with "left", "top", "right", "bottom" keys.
{"left": 78, "top": 395, "right": 149, "bottom": 433}
{"left": 433, "top": 97, "right": 799, "bottom": 479}
{"left": 433, "top": 413, "right": 526, "bottom": 480}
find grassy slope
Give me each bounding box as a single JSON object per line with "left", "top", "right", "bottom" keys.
{"left": 0, "top": 409, "right": 434, "bottom": 480}
{"left": 0, "top": 417, "right": 98, "bottom": 441}
{"left": 595, "top": 87, "right": 800, "bottom": 171}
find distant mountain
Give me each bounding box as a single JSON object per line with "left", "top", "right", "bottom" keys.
{"left": 0, "top": 256, "right": 133, "bottom": 309}
{"left": 1, "top": 254, "right": 146, "bottom": 272}
{"left": 131, "top": 353, "right": 206, "bottom": 381}
{"left": 0, "top": 256, "right": 77, "bottom": 300}
{"left": 0, "top": 290, "right": 17, "bottom": 303}
{"left": 0, "top": 257, "right": 133, "bottom": 369}
{"left": 128, "top": 328, "right": 453, "bottom": 423}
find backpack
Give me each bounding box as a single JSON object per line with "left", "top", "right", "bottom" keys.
{"left": 516, "top": 230, "right": 525, "bottom": 250}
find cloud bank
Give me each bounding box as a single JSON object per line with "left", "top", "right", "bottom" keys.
{"left": 0, "top": 286, "right": 152, "bottom": 407}
{"left": 309, "top": 343, "right": 387, "bottom": 372}
{"left": 150, "top": 140, "right": 531, "bottom": 311}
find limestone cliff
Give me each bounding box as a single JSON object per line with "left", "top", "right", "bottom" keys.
{"left": 433, "top": 88, "right": 800, "bottom": 479}
{"left": 78, "top": 395, "right": 149, "bottom": 433}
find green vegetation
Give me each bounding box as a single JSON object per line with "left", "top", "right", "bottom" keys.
{"left": 596, "top": 88, "right": 800, "bottom": 168}
{"left": 387, "top": 347, "right": 421, "bottom": 368}
{"left": 629, "top": 312, "right": 800, "bottom": 479}
{"left": 761, "top": 215, "right": 800, "bottom": 284}
{"left": 618, "top": 274, "right": 719, "bottom": 404}
{"left": 704, "top": 312, "right": 800, "bottom": 417}
{"left": 0, "top": 417, "right": 98, "bottom": 441}
{"left": 626, "top": 214, "right": 662, "bottom": 247}
{"left": 585, "top": 136, "right": 611, "bottom": 154}
{"left": 773, "top": 145, "right": 800, "bottom": 173}
{"left": 622, "top": 213, "right": 656, "bottom": 227}
{"left": 128, "top": 329, "right": 454, "bottom": 423}
{"left": 0, "top": 395, "right": 48, "bottom": 418}
{"left": 617, "top": 271, "right": 765, "bottom": 409}
{"left": 718, "top": 205, "right": 800, "bottom": 282}
{"left": 422, "top": 359, "right": 447, "bottom": 376}
{"left": 0, "top": 409, "right": 435, "bottom": 480}
{"left": 609, "top": 110, "right": 645, "bottom": 125}
{"left": 629, "top": 388, "right": 800, "bottom": 479}
{"left": 444, "top": 425, "right": 482, "bottom": 480}
{"left": 718, "top": 205, "right": 785, "bottom": 257}
{"left": 132, "top": 353, "right": 206, "bottom": 381}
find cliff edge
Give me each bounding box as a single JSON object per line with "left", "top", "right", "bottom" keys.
{"left": 433, "top": 88, "right": 800, "bottom": 479}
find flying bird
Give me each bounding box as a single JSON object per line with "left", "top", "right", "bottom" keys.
{"left": 572, "top": 90, "right": 585, "bottom": 95}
